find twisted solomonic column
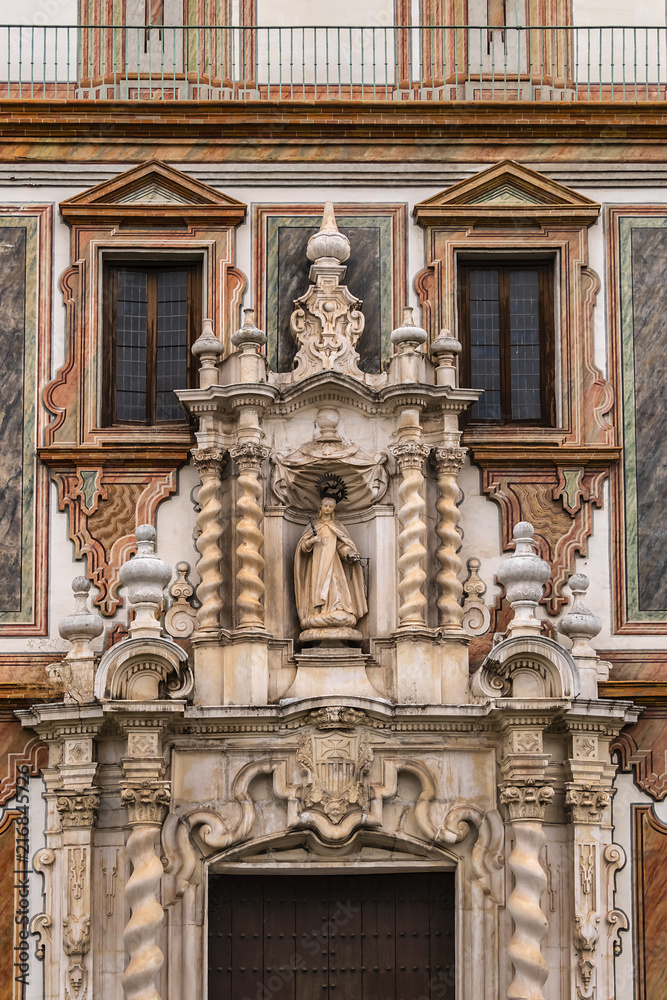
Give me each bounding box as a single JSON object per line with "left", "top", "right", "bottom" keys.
{"left": 391, "top": 441, "right": 430, "bottom": 628}
{"left": 431, "top": 445, "right": 467, "bottom": 633}
{"left": 230, "top": 442, "right": 270, "bottom": 628}
{"left": 121, "top": 782, "right": 171, "bottom": 1000}
{"left": 191, "top": 448, "right": 226, "bottom": 632}
{"left": 500, "top": 782, "right": 554, "bottom": 1000}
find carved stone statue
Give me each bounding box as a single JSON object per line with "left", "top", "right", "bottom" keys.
{"left": 294, "top": 476, "right": 367, "bottom": 643}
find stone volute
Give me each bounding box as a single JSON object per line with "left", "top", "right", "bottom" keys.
{"left": 119, "top": 524, "right": 172, "bottom": 639}
{"left": 496, "top": 521, "right": 551, "bottom": 637}
{"left": 191, "top": 317, "right": 223, "bottom": 389}
{"left": 558, "top": 573, "right": 602, "bottom": 657}
{"left": 58, "top": 577, "right": 104, "bottom": 658}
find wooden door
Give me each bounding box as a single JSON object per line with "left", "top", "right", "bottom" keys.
{"left": 208, "top": 871, "right": 455, "bottom": 1000}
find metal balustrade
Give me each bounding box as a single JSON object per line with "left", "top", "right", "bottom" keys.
{"left": 2, "top": 24, "right": 667, "bottom": 102}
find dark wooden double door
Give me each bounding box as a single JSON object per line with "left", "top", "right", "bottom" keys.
{"left": 208, "top": 871, "right": 455, "bottom": 1000}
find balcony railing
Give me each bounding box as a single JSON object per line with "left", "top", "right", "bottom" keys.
{"left": 2, "top": 24, "right": 667, "bottom": 102}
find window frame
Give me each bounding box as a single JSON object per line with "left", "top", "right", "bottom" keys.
{"left": 102, "top": 260, "right": 202, "bottom": 427}
{"left": 457, "top": 256, "right": 556, "bottom": 427}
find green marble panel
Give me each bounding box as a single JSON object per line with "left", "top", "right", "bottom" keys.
{"left": 619, "top": 216, "right": 667, "bottom": 622}
{"left": 265, "top": 214, "right": 394, "bottom": 374}
{"left": 0, "top": 217, "right": 39, "bottom": 625}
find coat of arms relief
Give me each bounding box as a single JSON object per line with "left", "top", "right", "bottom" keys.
{"left": 297, "top": 728, "right": 374, "bottom": 826}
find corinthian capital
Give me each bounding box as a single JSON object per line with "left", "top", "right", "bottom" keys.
{"left": 121, "top": 782, "right": 171, "bottom": 826}
{"left": 230, "top": 441, "right": 271, "bottom": 471}
{"left": 565, "top": 783, "right": 612, "bottom": 824}
{"left": 56, "top": 789, "right": 100, "bottom": 829}
{"left": 500, "top": 781, "right": 554, "bottom": 821}
{"left": 191, "top": 447, "right": 226, "bottom": 475}
{"left": 431, "top": 445, "right": 467, "bottom": 475}
{"left": 391, "top": 440, "right": 430, "bottom": 470}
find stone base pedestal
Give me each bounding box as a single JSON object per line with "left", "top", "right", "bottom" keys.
{"left": 281, "top": 649, "right": 384, "bottom": 702}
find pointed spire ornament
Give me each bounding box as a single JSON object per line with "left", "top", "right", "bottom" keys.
{"left": 290, "top": 201, "right": 365, "bottom": 380}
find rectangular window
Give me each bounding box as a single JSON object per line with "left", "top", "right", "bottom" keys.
{"left": 458, "top": 260, "right": 555, "bottom": 425}
{"left": 103, "top": 262, "right": 201, "bottom": 426}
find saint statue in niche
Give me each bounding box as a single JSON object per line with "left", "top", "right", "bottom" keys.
{"left": 294, "top": 474, "right": 367, "bottom": 643}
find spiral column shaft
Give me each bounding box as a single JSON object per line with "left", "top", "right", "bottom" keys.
{"left": 501, "top": 782, "right": 553, "bottom": 1000}
{"left": 432, "top": 446, "right": 466, "bottom": 631}
{"left": 392, "top": 442, "right": 430, "bottom": 627}
{"left": 191, "top": 449, "right": 225, "bottom": 632}
{"left": 122, "top": 825, "right": 164, "bottom": 1000}
{"left": 121, "top": 783, "right": 170, "bottom": 1000}
{"left": 231, "top": 444, "right": 269, "bottom": 629}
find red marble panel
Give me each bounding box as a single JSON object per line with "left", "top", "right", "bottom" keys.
{"left": 634, "top": 805, "right": 667, "bottom": 1000}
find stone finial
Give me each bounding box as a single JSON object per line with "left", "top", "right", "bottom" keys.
{"left": 559, "top": 574, "right": 602, "bottom": 657}
{"left": 58, "top": 577, "right": 104, "bottom": 658}
{"left": 306, "top": 201, "right": 350, "bottom": 264}
{"left": 231, "top": 308, "right": 268, "bottom": 383}
{"left": 431, "top": 329, "right": 462, "bottom": 387}
{"left": 231, "top": 308, "right": 267, "bottom": 350}
{"left": 496, "top": 522, "right": 551, "bottom": 637}
{"left": 119, "top": 525, "right": 172, "bottom": 639}
{"left": 191, "top": 318, "right": 223, "bottom": 389}
{"left": 390, "top": 307, "right": 428, "bottom": 350}
{"left": 290, "top": 203, "right": 365, "bottom": 380}
{"left": 389, "top": 307, "right": 428, "bottom": 384}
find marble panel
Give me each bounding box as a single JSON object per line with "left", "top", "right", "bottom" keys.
{"left": 0, "top": 227, "right": 27, "bottom": 612}
{"left": 0, "top": 212, "right": 48, "bottom": 634}
{"left": 264, "top": 213, "right": 396, "bottom": 373}
{"left": 633, "top": 805, "right": 667, "bottom": 1000}
{"left": 619, "top": 217, "right": 667, "bottom": 622}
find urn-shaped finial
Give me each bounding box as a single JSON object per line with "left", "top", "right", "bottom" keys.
{"left": 496, "top": 521, "right": 551, "bottom": 637}
{"left": 306, "top": 202, "right": 350, "bottom": 264}
{"left": 231, "top": 308, "right": 267, "bottom": 350}
{"left": 559, "top": 574, "right": 602, "bottom": 657}
{"left": 191, "top": 318, "right": 223, "bottom": 389}
{"left": 119, "top": 525, "right": 172, "bottom": 639}
{"left": 431, "top": 328, "right": 462, "bottom": 387}
{"left": 390, "top": 307, "right": 428, "bottom": 349}
{"left": 58, "top": 577, "right": 104, "bottom": 658}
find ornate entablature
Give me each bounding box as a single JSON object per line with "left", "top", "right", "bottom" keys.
{"left": 20, "top": 196, "right": 637, "bottom": 1000}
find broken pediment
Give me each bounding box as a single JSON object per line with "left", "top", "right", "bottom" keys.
{"left": 413, "top": 160, "right": 600, "bottom": 228}
{"left": 59, "top": 159, "right": 246, "bottom": 226}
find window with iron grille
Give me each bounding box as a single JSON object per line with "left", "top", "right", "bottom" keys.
{"left": 458, "top": 259, "right": 556, "bottom": 425}
{"left": 103, "top": 262, "right": 201, "bottom": 426}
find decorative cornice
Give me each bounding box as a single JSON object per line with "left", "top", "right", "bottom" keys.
{"left": 121, "top": 782, "right": 171, "bottom": 826}
{"left": 56, "top": 789, "right": 100, "bottom": 829}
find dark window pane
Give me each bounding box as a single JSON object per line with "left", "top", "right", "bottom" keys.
{"left": 468, "top": 269, "right": 502, "bottom": 420}
{"left": 509, "top": 269, "right": 541, "bottom": 420}
{"left": 155, "top": 271, "right": 188, "bottom": 421}
{"left": 116, "top": 270, "right": 147, "bottom": 422}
